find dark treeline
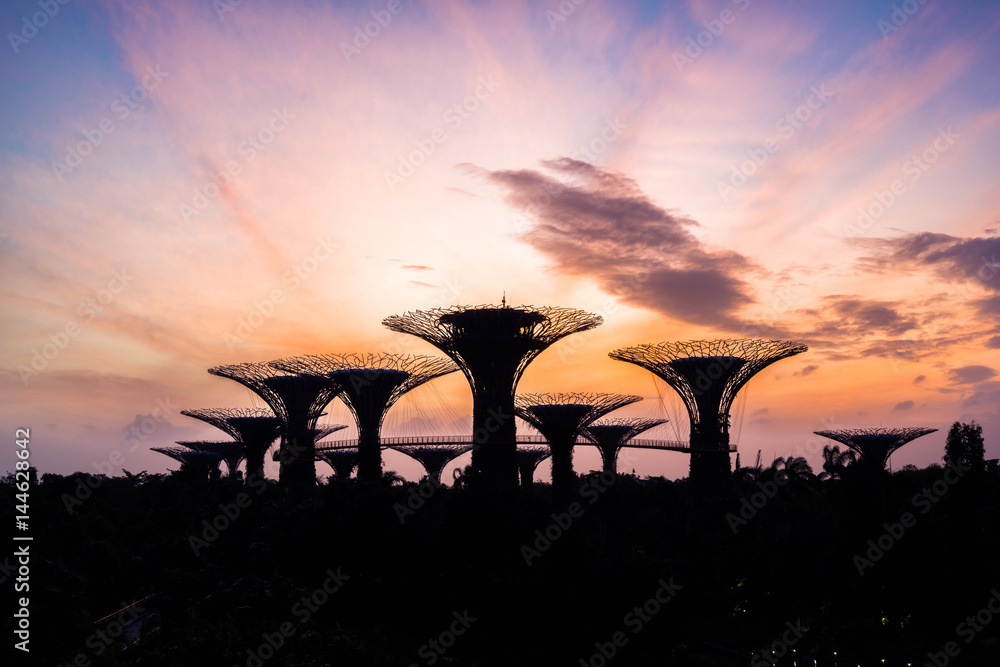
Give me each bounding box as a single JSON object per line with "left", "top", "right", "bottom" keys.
{"left": 4, "top": 451, "right": 1000, "bottom": 666}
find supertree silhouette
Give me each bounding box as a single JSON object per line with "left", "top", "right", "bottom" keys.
{"left": 515, "top": 446, "right": 551, "bottom": 490}
{"left": 316, "top": 447, "right": 359, "bottom": 480}
{"left": 271, "top": 353, "right": 458, "bottom": 482}
{"left": 151, "top": 446, "right": 226, "bottom": 480}
{"left": 207, "top": 363, "right": 341, "bottom": 489}
{"left": 583, "top": 417, "right": 668, "bottom": 475}
{"left": 181, "top": 407, "right": 282, "bottom": 481}
{"left": 610, "top": 339, "right": 807, "bottom": 485}
{"left": 387, "top": 444, "right": 473, "bottom": 486}
{"left": 383, "top": 302, "right": 603, "bottom": 492}
{"left": 175, "top": 440, "right": 244, "bottom": 478}
{"left": 516, "top": 392, "right": 642, "bottom": 500}
{"left": 813, "top": 427, "right": 938, "bottom": 472}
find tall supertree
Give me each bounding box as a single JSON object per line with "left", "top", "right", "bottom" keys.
{"left": 207, "top": 363, "right": 341, "bottom": 489}
{"left": 583, "top": 417, "right": 668, "bottom": 475}
{"left": 515, "top": 392, "right": 642, "bottom": 500}
{"left": 181, "top": 407, "right": 282, "bottom": 481}
{"left": 176, "top": 440, "right": 244, "bottom": 478}
{"left": 383, "top": 302, "right": 603, "bottom": 492}
{"left": 271, "top": 353, "right": 458, "bottom": 482}
{"left": 387, "top": 444, "right": 473, "bottom": 486}
{"left": 610, "top": 339, "right": 807, "bottom": 484}
{"left": 515, "top": 446, "right": 551, "bottom": 490}
{"left": 813, "top": 427, "right": 938, "bottom": 472}
{"left": 152, "top": 446, "right": 226, "bottom": 480}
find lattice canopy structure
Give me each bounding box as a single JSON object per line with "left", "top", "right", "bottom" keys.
{"left": 584, "top": 417, "right": 668, "bottom": 474}
{"left": 516, "top": 392, "right": 642, "bottom": 499}
{"left": 814, "top": 427, "right": 938, "bottom": 471}
{"left": 316, "top": 447, "right": 360, "bottom": 480}
{"left": 207, "top": 362, "right": 341, "bottom": 488}
{"left": 176, "top": 440, "right": 244, "bottom": 478}
{"left": 389, "top": 444, "right": 473, "bottom": 486}
{"left": 152, "top": 446, "right": 226, "bottom": 479}
{"left": 383, "top": 303, "right": 603, "bottom": 492}
{"left": 271, "top": 353, "right": 458, "bottom": 481}
{"left": 180, "top": 407, "right": 283, "bottom": 481}
{"left": 610, "top": 339, "right": 807, "bottom": 484}
{"left": 515, "top": 446, "right": 552, "bottom": 489}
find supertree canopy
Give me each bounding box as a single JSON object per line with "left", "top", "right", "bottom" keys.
{"left": 271, "top": 353, "right": 458, "bottom": 482}
{"left": 388, "top": 444, "right": 473, "bottom": 486}
{"left": 609, "top": 339, "right": 807, "bottom": 483}
{"left": 181, "top": 407, "right": 283, "bottom": 481}
{"left": 176, "top": 440, "right": 244, "bottom": 478}
{"left": 383, "top": 302, "right": 603, "bottom": 492}
{"left": 583, "top": 417, "right": 668, "bottom": 475}
{"left": 515, "top": 446, "right": 551, "bottom": 489}
{"left": 515, "top": 392, "right": 641, "bottom": 500}
{"left": 207, "top": 362, "right": 341, "bottom": 489}
{"left": 813, "top": 427, "right": 938, "bottom": 471}
{"left": 152, "top": 446, "right": 226, "bottom": 480}
{"left": 316, "top": 447, "right": 360, "bottom": 480}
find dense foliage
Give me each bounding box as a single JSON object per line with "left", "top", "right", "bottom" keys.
{"left": 3, "top": 452, "right": 999, "bottom": 666}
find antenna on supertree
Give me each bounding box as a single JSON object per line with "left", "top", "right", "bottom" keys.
{"left": 271, "top": 353, "right": 458, "bottom": 482}
{"left": 176, "top": 441, "right": 244, "bottom": 478}
{"left": 813, "top": 427, "right": 937, "bottom": 472}
{"left": 152, "top": 446, "right": 226, "bottom": 480}
{"left": 515, "top": 446, "right": 551, "bottom": 490}
{"left": 584, "top": 417, "right": 668, "bottom": 475}
{"left": 207, "top": 362, "right": 341, "bottom": 489}
{"left": 383, "top": 303, "right": 603, "bottom": 493}
{"left": 181, "top": 407, "right": 282, "bottom": 482}
{"left": 610, "top": 339, "right": 807, "bottom": 485}
{"left": 516, "top": 392, "right": 642, "bottom": 501}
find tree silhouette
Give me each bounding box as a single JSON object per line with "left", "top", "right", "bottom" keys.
{"left": 818, "top": 444, "right": 857, "bottom": 481}
{"left": 944, "top": 420, "right": 985, "bottom": 470}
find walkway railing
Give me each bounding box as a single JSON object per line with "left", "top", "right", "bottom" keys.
{"left": 314, "top": 435, "right": 737, "bottom": 453}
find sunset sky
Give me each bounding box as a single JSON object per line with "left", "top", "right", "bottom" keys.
{"left": 3, "top": 0, "right": 1000, "bottom": 482}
